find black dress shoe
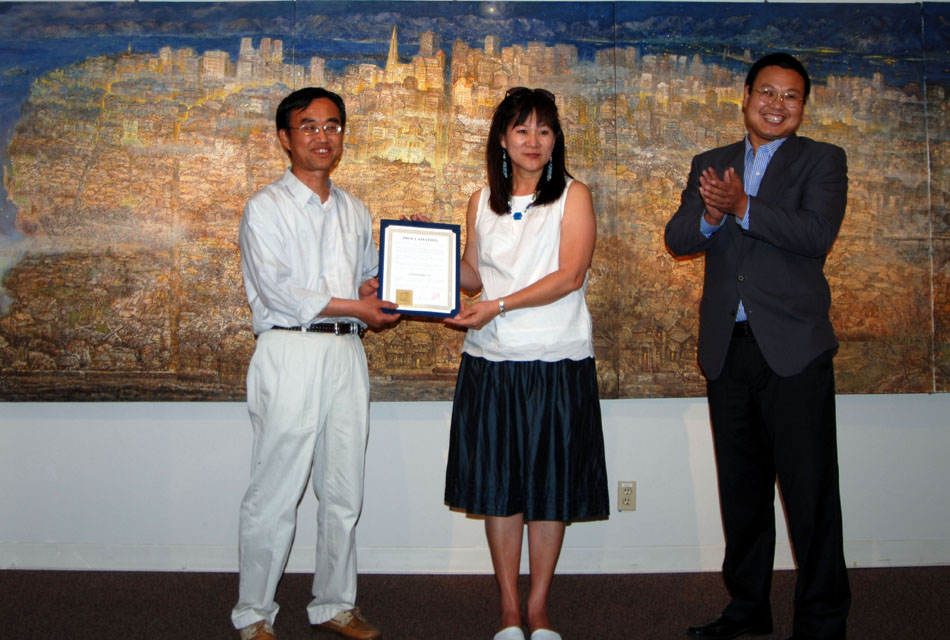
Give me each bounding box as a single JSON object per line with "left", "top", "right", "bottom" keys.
{"left": 686, "top": 615, "right": 772, "bottom": 639}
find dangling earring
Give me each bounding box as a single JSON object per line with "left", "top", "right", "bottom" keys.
{"left": 546, "top": 156, "right": 553, "bottom": 182}
{"left": 502, "top": 149, "right": 508, "bottom": 179}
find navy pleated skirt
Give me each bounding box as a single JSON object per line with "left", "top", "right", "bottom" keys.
{"left": 444, "top": 354, "right": 609, "bottom": 522}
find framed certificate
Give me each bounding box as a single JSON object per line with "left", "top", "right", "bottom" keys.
{"left": 378, "top": 219, "right": 461, "bottom": 318}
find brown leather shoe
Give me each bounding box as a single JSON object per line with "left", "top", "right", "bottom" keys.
{"left": 313, "top": 607, "right": 381, "bottom": 639}
{"left": 238, "top": 620, "right": 276, "bottom": 640}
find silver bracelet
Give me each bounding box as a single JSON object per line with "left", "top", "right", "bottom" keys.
{"left": 498, "top": 298, "right": 506, "bottom": 317}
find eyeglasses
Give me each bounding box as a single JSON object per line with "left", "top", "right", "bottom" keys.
{"left": 505, "top": 87, "right": 556, "bottom": 104}
{"left": 751, "top": 87, "right": 803, "bottom": 109}
{"left": 292, "top": 122, "right": 343, "bottom": 136}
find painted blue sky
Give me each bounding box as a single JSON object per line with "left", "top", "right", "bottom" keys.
{"left": 0, "top": 2, "right": 943, "bottom": 89}
{"left": 0, "top": 2, "right": 941, "bottom": 76}
{"left": 0, "top": 1, "right": 947, "bottom": 237}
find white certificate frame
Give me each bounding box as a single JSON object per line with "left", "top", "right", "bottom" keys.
{"left": 378, "top": 219, "right": 460, "bottom": 318}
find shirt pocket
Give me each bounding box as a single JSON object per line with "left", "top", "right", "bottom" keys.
{"left": 328, "top": 231, "right": 361, "bottom": 295}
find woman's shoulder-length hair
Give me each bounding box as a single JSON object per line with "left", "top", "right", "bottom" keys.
{"left": 486, "top": 89, "right": 573, "bottom": 215}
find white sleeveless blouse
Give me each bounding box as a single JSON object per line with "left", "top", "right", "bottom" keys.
{"left": 462, "top": 179, "right": 594, "bottom": 362}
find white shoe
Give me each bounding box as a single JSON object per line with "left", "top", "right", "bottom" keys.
{"left": 530, "top": 630, "right": 562, "bottom": 640}
{"left": 494, "top": 627, "right": 526, "bottom": 640}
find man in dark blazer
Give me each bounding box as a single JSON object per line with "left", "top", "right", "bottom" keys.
{"left": 665, "top": 53, "right": 850, "bottom": 640}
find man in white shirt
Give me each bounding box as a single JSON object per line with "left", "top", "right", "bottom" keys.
{"left": 231, "top": 87, "right": 399, "bottom": 640}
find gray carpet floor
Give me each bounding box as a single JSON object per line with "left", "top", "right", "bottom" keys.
{"left": 1, "top": 567, "right": 948, "bottom": 639}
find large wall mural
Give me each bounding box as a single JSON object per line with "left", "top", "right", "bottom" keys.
{"left": 0, "top": 1, "right": 947, "bottom": 401}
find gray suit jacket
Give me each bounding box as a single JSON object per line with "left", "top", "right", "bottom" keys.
{"left": 664, "top": 134, "right": 848, "bottom": 379}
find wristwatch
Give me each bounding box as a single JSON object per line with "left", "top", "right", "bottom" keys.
{"left": 498, "top": 298, "right": 506, "bottom": 317}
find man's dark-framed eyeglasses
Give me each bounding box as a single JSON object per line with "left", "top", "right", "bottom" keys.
{"left": 293, "top": 122, "right": 344, "bottom": 136}
{"left": 751, "top": 86, "right": 803, "bottom": 109}
{"left": 505, "top": 87, "right": 556, "bottom": 104}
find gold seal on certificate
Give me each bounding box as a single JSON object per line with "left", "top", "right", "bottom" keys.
{"left": 378, "top": 219, "right": 461, "bottom": 318}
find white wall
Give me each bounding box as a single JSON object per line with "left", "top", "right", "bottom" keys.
{"left": 1, "top": 394, "right": 948, "bottom": 573}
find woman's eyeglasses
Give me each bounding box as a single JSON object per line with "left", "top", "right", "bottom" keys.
{"left": 505, "top": 87, "right": 556, "bottom": 104}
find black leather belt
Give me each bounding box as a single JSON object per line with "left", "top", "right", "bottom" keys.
{"left": 272, "top": 322, "right": 366, "bottom": 338}
{"left": 732, "top": 320, "right": 754, "bottom": 338}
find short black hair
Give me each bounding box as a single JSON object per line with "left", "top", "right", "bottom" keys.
{"left": 275, "top": 87, "right": 346, "bottom": 132}
{"left": 745, "top": 53, "right": 811, "bottom": 101}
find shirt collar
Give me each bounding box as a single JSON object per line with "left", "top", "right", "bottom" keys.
{"left": 279, "top": 168, "right": 335, "bottom": 209}
{"left": 744, "top": 135, "right": 788, "bottom": 160}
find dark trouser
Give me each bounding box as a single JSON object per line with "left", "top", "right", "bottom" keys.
{"left": 707, "top": 333, "right": 850, "bottom": 639}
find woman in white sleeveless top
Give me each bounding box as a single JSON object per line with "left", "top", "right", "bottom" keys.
{"left": 444, "top": 88, "right": 609, "bottom": 640}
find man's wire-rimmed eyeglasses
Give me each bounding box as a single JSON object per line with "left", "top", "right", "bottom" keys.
{"left": 751, "top": 86, "right": 803, "bottom": 109}
{"left": 293, "top": 123, "right": 344, "bottom": 136}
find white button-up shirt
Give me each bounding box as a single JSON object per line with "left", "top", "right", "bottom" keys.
{"left": 239, "top": 169, "right": 378, "bottom": 335}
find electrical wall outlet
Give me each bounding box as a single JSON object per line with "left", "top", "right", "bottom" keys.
{"left": 618, "top": 480, "right": 636, "bottom": 511}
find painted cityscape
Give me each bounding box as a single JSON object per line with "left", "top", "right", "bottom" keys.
{"left": 0, "top": 1, "right": 947, "bottom": 401}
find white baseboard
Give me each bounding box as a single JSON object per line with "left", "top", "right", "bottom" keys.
{"left": 3, "top": 539, "right": 947, "bottom": 573}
